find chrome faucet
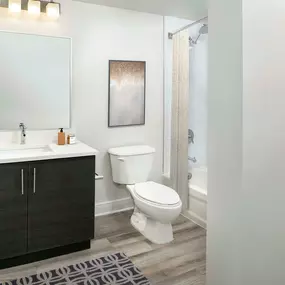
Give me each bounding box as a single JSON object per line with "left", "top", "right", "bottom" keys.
{"left": 188, "top": 129, "right": 194, "bottom": 144}
{"left": 188, "top": 173, "right": 192, "bottom": 180}
{"left": 188, "top": 156, "right": 197, "bottom": 163}
{"left": 19, "top": 123, "right": 26, "bottom": 145}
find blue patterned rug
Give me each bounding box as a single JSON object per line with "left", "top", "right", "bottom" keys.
{"left": 1, "top": 252, "right": 150, "bottom": 285}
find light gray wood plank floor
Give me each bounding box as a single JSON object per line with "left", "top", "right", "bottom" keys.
{"left": 0, "top": 211, "right": 206, "bottom": 284}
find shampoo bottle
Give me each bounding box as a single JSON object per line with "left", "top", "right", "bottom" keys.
{"left": 58, "top": 128, "right": 66, "bottom": 145}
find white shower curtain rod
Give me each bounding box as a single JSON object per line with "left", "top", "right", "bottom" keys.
{"left": 168, "top": 16, "right": 208, "bottom": 39}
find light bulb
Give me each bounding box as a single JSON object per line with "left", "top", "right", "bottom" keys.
{"left": 9, "top": 0, "right": 21, "bottom": 13}
{"left": 28, "top": 0, "right": 41, "bottom": 15}
{"left": 46, "top": 2, "right": 60, "bottom": 18}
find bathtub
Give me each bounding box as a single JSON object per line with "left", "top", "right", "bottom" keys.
{"left": 188, "top": 166, "right": 207, "bottom": 228}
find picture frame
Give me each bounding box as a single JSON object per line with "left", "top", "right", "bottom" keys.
{"left": 108, "top": 60, "right": 146, "bottom": 128}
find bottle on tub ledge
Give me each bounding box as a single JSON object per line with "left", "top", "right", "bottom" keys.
{"left": 57, "top": 128, "right": 66, "bottom": 145}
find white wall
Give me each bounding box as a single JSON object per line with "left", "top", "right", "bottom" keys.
{"left": 208, "top": 0, "right": 285, "bottom": 284}
{"left": 72, "top": 3, "right": 164, "bottom": 212}
{"left": 0, "top": 1, "right": 164, "bottom": 215}
{"left": 241, "top": 0, "right": 285, "bottom": 283}
{"left": 207, "top": 0, "right": 243, "bottom": 284}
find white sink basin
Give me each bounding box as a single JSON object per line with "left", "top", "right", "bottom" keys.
{"left": 0, "top": 142, "right": 97, "bottom": 164}
{"left": 0, "top": 145, "right": 53, "bottom": 157}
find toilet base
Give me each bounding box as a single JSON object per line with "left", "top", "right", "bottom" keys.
{"left": 130, "top": 208, "right": 174, "bottom": 244}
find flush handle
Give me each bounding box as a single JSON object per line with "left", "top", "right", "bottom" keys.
{"left": 118, "top": 157, "right": 125, "bottom": 162}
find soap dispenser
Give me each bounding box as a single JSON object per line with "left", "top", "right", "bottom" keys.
{"left": 58, "top": 128, "right": 66, "bottom": 145}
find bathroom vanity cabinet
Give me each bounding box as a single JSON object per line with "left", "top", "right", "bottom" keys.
{"left": 0, "top": 156, "right": 95, "bottom": 268}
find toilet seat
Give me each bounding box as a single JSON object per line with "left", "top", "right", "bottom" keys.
{"left": 134, "top": 181, "right": 180, "bottom": 206}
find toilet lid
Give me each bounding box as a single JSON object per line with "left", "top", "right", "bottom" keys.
{"left": 134, "top": 181, "right": 181, "bottom": 205}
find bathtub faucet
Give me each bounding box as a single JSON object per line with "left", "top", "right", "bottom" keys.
{"left": 188, "top": 156, "right": 197, "bottom": 163}
{"left": 188, "top": 129, "right": 195, "bottom": 144}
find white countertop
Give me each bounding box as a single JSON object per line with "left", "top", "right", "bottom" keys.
{"left": 0, "top": 142, "right": 98, "bottom": 164}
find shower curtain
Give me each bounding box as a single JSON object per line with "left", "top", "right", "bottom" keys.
{"left": 170, "top": 30, "right": 190, "bottom": 211}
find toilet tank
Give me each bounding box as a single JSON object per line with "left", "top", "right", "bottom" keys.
{"left": 108, "top": 145, "right": 155, "bottom": 185}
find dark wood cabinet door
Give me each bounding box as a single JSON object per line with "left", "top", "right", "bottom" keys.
{"left": 28, "top": 156, "right": 95, "bottom": 252}
{"left": 0, "top": 163, "right": 28, "bottom": 259}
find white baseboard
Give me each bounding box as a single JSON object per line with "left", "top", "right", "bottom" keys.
{"left": 95, "top": 197, "right": 134, "bottom": 217}
{"left": 182, "top": 210, "right": 207, "bottom": 229}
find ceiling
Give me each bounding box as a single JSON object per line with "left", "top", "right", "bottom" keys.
{"left": 77, "top": 0, "right": 208, "bottom": 20}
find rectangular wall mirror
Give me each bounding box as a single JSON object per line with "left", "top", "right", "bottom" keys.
{"left": 0, "top": 31, "right": 71, "bottom": 130}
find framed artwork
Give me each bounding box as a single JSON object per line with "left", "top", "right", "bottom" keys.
{"left": 108, "top": 60, "right": 146, "bottom": 127}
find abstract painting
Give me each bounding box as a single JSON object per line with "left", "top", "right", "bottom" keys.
{"left": 108, "top": 60, "right": 146, "bottom": 127}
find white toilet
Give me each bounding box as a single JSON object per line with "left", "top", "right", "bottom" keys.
{"left": 108, "top": 145, "right": 182, "bottom": 244}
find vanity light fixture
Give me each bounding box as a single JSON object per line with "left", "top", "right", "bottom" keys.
{"left": 8, "top": 0, "right": 21, "bottom": 13}
{"left": 4, "top": 0, "right": 61, "bottom": 18}
{"left": 28, "top": 0, "right": 41, "bottom": 15}
{"left": 46, "top": 0, "right": 60, "bottom": 18}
